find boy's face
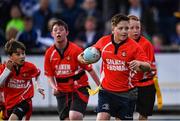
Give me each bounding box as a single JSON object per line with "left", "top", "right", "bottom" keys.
{"left": 10, "top": 48, "right": 25, "bottom": 66}
{"left": 128, "top": 19, "right": 141, "bottom": 41}
{"left": 51, "top": 24, "right": 69, "bottom": 44}
{"left": 112, "top": 21, "right": 129, "bottom": 41}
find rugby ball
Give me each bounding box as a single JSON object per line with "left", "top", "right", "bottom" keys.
{"left": 83, "top": 47, "right": 101, "bottom": 63}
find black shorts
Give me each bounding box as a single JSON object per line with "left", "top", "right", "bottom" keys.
{"left": 56, "top": 86, "right": 89, "bottom": 120}
{"left": 7, "top": 100, "right": 30, "bottom": 120}
{"left": 97, "top": 88, "right": 138, "bottom": 120}
{"left": 136, "top": 84, "right": 156, "bottom": 116}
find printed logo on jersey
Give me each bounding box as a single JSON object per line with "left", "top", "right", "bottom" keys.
{"left": 22, "top": 73, "right": 28, "bottom": 77}
{"left": 55, "top": 64, "right": 72, "bottom": 75}
{"left": 8, "top": 79, "right": 30, "bottom": 88}
{"left": 121, "top": 51, "right": 127, "bottom": 57}
{"left": 106, "top": 59, "right": 128, "bottom": 71}
{"left": 66, "top": 56, "right": 71, "bottom": 61}
{"left": 102, "top": 104, "right": 109, "bottom": 110}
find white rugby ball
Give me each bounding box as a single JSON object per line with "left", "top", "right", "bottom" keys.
{"left": 83, "top": 47, "right": 101, "bottom": 63}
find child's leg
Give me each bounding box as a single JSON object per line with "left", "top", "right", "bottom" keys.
{"left": 7, "top": 100, "right": 30, "bottom": 120}
{"left": 8, "top": 113, "right": 19, "bottom": 121}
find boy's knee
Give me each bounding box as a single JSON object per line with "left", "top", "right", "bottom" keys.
{"left": 69, "top": 111, "right": 83, "bottom": 120}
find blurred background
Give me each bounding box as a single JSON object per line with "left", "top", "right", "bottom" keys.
{"left": 0, "top": 0, "right": 180, "bottom": 120}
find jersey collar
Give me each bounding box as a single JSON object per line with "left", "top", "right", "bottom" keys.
{"left": 111, "top": 34, "right": 127, "bottom": 54}
{"left": 54, "top": 41, "right": 69, "bottom": 58}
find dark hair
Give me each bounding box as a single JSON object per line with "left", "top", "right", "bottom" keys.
{"left": 111, "top": 14, "right": 129, "bottom": 27}
{"left": 49, "top": 19, "right": 68, "bottom": 32}
{"left": 5, "top": 39, "right": 26, "bottom": 55}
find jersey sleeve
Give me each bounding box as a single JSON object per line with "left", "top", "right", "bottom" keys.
{"left": 44, "top": 50, "right": 54, "bottom": 76}
{"left": 134, "top": 44, "right": 149, "bottom": 62}
{"left": 93, "top": 37, "right": 104, "bottom": 52}
{"left": 27, "top": 63, "right": 41, "bottom": 78}
{"left": 144, "top": 42, "right": 156, "bottom": 68}
{"left": 31, "top": 65, "right": 40, "bottom": 78}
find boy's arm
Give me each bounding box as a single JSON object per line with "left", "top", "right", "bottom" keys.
{"left": 35, "top": 76, "right": 45, "bottom": 99}
{"left": 47, "top": 76, "right": 57, "bottom": 90}
{"left": 0, "top": 68, "right": 11, "bottom": 86}
{"left": 47, "top": 76, "right": 59, "bottom": 96}
{"left": 128, "top": 60, "right": 151, "bottom": 72}
{"left": 88, "top": 69, "right": 100, "bottom": 86}
{"left": 0, "top": 60, "right": 14, "bottom": 86}
{"left": 87, "top": 69, "right": 101, "bottom": 96}
{"left": 139, "top": 61, "right": 151, "bottom": 72}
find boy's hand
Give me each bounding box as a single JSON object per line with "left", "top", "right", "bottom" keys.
{"left": 6, "top": 60, "right": 15, "bottom": 70}
{"left": 37, "top": 88, "right": 45, "bottom": 99}
{"left": 128, "top": 60, "right": 141, "bottom": 71}
{"left": 52, "top": 88, "right": 60, "bottom": 96}
{"left": 78, "top": 53, "right": 91, "bottom": 64}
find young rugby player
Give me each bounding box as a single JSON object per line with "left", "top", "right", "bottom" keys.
{"left": 0, "top": 39, "right": 44, "bottom": 120}
{"left": 44, "top": 19, "right": 100, "bottom": 120}
{"left": 78, "top": 14, "right": 151, "bottom": 120}
{"left": 128, "top": 15, "right": 161, "bottom": 120}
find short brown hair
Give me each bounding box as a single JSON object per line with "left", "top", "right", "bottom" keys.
{"left": 5, "top": 39, "right": 26, "bottom": 55}
{"left": 49, "top": 19, "right": 68, "bottom": 32}
{"left": 111, "top": 14, "right": 129, "bottom": 27}
{"left": 128, "top": 15, "right": 140, "bottom": 21}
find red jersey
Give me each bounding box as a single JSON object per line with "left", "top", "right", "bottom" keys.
{"left": 44, "top": 41, "right": 92, "bottom": 92}
{"left": 94, "top": 35, "right": 149, "bottom": 92}
{"left": 0, "top": 62, "right": 40, "bottom": 109}
{"left": 132, "top": 36, "right": 157, "bottom": 87}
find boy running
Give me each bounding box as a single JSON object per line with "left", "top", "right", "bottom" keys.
{"left": 78, "top": 14, "right": 151, "bottom": 120}
{"left": 0, "top": 39, "right": 44, "bottom": 120}
{"left": 44, "top": 19, "right": 100, "bottom": 120}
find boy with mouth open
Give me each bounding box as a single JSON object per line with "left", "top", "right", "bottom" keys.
{"left": 0, "top": 39, "right": 44, "bottom": 120}
{"left": 44, "top": 19, "right": 100, "bottom": 120}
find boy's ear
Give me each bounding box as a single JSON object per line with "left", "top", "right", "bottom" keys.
{"left": 51, "top": 32, "right": 53, "bottom": 37}
{"left": 66, "top": 31, "right": 69, "bottom": 36}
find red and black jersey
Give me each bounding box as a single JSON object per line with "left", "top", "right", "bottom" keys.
{"left": 93, "top": 34, "right": 149, "bottom": 92}
{"left": 44, "top": 41, "right": 92, "bottom": 92}
{"left": 132, "top": 36, "right": 157, "bottom": 87}
{"left": 0, "top": 62, "right": 40, "bottom": 109}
